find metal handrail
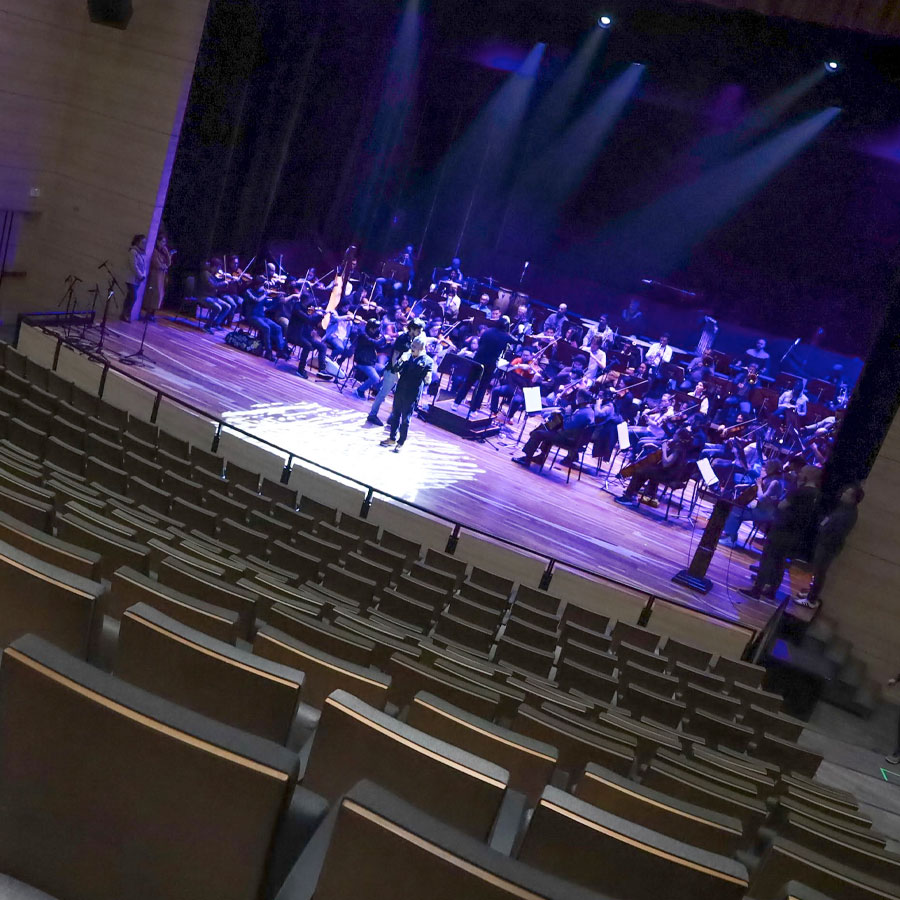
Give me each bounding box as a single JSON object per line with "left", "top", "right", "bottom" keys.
{"left": 22, "top": 316, "right": 758, "bottom": 641}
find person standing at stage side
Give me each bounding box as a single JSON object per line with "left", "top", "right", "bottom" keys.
{"left": 353, "top": 318, "right": 386, "bottom": 400}
{"left": 142, "top": 234, "right": 173, "bottom": 321}
{"left": 794, "top": 483, "right": 864, "bottom": 609}
{"left": 367, "top": 318, "right": 424, "bottom": 426}
{"left": 453, "top": 315, "right": 516, "bottom": 413}
{"left": 380, "top": 336, "right": 433, "bottom": 452}
{"left": 886, "top": 672, "right": 900, "bottom": 766}
{"left": 739, "top": 465, "right": 821, "bottom": 602}
{"left": 121, "top": 234, "right": 148, "bottom": 322}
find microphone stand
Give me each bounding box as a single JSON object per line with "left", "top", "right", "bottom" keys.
{"left": 57, "top": 275, "right": 80, "bottom": 342}
{"left": 120, "top": 304, "right": 155, "bottom": 367}
{"left": 92, "top": 272, "right": 120, "bottom": 358}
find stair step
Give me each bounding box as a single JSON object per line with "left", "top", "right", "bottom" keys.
{"left": 824, "top": 637, "right": 852, "bottom": 669}
{"left": 802, "top": 617, "right": 835, "bottom": 652}
{"left": 848, "top": 680, "right": 880, "bottom": 719}
{"left": 838, "top": 656, "right": 867, "bottom": 690}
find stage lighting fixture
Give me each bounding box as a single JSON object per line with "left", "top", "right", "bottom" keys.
{"left": 598, "top": 15, "right": 612, "bottom": 28}
{"left": 825, "top": 61, "right": 840, "bottom": 73}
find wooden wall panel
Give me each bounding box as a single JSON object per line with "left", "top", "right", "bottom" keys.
{"left": 0, "top": 0, "right": 209, "bottom": 319}
{"left": 828, "top": 449, "right": 900, "bottom": 683}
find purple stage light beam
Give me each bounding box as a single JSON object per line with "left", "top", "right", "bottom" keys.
{"left": 594, "top": 106, "right": 841, "bottom": 283}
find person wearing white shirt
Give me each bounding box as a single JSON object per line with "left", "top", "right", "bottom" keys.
{"left": 441, "top": 286, "right": 461, "bottom": 321}
{"left": 121, "top": 233, "right": 148, "bottom": 322}
{"left": 580, "top": 334, "right": 607, "bottom": 379}
{"left": 645, "top": 333, "right": 673, "bottom": 370}
{"left": 777, "top": 380, "right": 808, "bottom": 422}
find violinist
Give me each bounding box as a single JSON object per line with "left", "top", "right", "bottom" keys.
{"left": 196, "top": 260, "right": 231, "bottom": 331}
{"left": 511, "top": 303, "right": 533, "bottom": 342}
{"left": 352, "top": 318, "right": 387, "bottom": 400}
{"left": 590, "top": 387, "right": 622, "bottom": 463}
{"left": 628, "top": 392, "right": 676, "bottom": 449}
{"left": 615, "top": 427, "right": 694, "bottom": 508}
{"left": 243, "top": 275, "right": 287, "bottom": 360}
{"left": 512, "top": 389, "right": 595, "bottom": 468}
{"left": 228, "top": 256, "right": 253, "bottom": 286}
{"left": 211, "top": 257, "right": 241, "bottom": 325}
{"left": 286, "top": 296, "right": 327, "bottom": 379}
{"left": 491, "top": 347, "right": 541, "bottom": 420}
{"left": 720, "top": 459, "right": 785, "bottom": 548}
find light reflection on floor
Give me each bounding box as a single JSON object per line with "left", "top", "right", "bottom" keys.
{"left": 221, "top": 399, "right": 485, "bottom": 502}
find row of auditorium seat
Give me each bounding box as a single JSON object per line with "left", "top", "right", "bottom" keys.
{"left": 1, "top": 629, "right": 896, "bottom": 900}
{"left": 0, "top": 334, "right": 895, "bottom": 900}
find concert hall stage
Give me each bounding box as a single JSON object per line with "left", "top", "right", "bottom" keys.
{"left": 89, "top": 317, "right": 808, "bottom": 633}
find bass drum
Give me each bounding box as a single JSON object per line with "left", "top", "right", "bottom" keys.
{"left": 495, "top": 286, "right": 514, "bottom": 313}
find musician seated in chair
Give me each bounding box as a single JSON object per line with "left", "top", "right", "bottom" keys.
{"left": 286, "top": 296, "right": 327, "bottom": 378}
{"left": 546, "top": 353, "right": 589, "bottom": 402}
{"left": 615, "top": 427, "right": 694, "bottom": 508}
{"left": 719, "top": 459, "right": 785, "bottom": 548}
{"left": 628, "top": 392, "right": 676, "bottom": 451}
{"left": 440, "top": 285, "right": 461, "bottom": 322}
{"left": 774, "top": 379, "right": 808, "bottom": 426}
{"left": 512, "top": 389, "right": 595, "bottom": 468}
{"left": 243, "top": 275, "right": 287, "bottom": 360}
{"left": 353, "top": 318, "right": 387, "bottom": 400}
{"left": 491, "top": 347, "right": 541, "bottom": 421}
{"left": 717, "top": 364, "right": 759, "bottom": 424}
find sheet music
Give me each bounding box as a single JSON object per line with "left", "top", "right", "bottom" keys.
{"left": 523, "top": 386, "right": 543, "bottom": 414}
{"left": 617, "top": 421, "right": 630, "bottom": 449}
{"left": 697, "top": 457, "right": 719, "bottom": 487}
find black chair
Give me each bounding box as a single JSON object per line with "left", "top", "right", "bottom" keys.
{"left": 538, "top": 424, "right": 596, "bottom": 483}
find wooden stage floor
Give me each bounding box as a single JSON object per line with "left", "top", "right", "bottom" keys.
{"left": 87, "top": 317, "right": 807, "bottom": 633}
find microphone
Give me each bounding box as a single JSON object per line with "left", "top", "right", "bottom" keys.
{"left": 524, "top": 260, "right": 530, "bottom": 270}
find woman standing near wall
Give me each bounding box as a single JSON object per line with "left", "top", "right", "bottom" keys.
{"left": 121, "top": 234, "right": 147, "bottom": 322}
{"left": 143, "top": 234, "right": 173, "bottom": 321}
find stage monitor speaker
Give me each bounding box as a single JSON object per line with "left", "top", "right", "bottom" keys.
{"left": 87, "top": 0, "right": 133, "bottom": 29}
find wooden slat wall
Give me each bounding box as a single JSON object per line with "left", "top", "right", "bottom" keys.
{"left": 677, "top": 0, "right": 900, "bottom": 37}
{"left": 827, "top": 414, "right": 900, "bottom": 683}
{"left": 0, "top": 0, "right": 210, "bottom": 319}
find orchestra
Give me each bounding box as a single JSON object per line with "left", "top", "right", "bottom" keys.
{"left": 165, "top": 245, "right": 853, "bottom": 570}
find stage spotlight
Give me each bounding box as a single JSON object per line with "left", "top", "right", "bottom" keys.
{"left": 825, "top": 61, "right": 840, "bottom": 73}
{"left": 598, "top": 15, "right": 612, "bottom": 28}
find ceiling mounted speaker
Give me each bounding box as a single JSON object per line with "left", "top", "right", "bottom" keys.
{"left": 87, "top": 0, "right": 133, "bottom": 29}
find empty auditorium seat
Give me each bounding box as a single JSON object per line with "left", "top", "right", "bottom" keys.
{"left": 519, "top": 786, "right": 749, "bottom": 900}
{"left": 0, "top": 538, "right": 106, "bottom": 657}
{"left": 575, "top": 762, "right": 744, "bottom": 857}
{"left": 513, "top": 704, "right": 636, "bottom": 781}
{"left": 275, "top": 780, "right": 604, "bottom": 900}
{"left": 0, "top": 634, "right": 301, "bottom": 900}
{"left": 750, "top": 837, "right": 900, "bottom": 900}
{"left": 104, "top": 566, "right": 241, "bottom": 644}
{"left": 114, "top": 603, "right": 304, "bottom": 744}
{"left": 254, "top": 624, "right": 390, "bottom": 710}
{"left": 305, "top": 690, "right": 525, "bottom": 845}
{"left": 0, "top": 507, "right": 100, "bottom": 580}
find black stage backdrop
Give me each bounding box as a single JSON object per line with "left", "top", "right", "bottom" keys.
{"left": 165, "top": 0, "right": 900, "bottom": 359}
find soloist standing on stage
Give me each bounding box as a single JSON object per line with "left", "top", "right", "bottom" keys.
{"left": 381, "top": 335, "right": 434, "bottom": 451}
